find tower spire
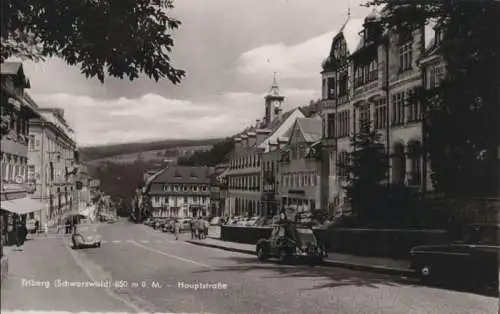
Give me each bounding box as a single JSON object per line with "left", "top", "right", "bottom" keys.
{"left": 269, "top": 72, "right": 281, "bottom": 96}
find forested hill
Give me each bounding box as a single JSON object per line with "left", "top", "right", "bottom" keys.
{"left": 177, "top": 137, "right": 234, "bottom": 167}
{"left": 80, "top": 138, "right": 224, "bottom": 161}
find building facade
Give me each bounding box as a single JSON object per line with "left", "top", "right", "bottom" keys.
{"left": 1, "top": 62, "right": 45, "bottom": 247}
{"left": 278, "top": 117, "right": 324, "bottom": 214}
{"left": 226, "top": 77, "right": 305, "bottom": 217}
{"left": 320, "top": 9, "right": 436, "bottom": 212}
{"left": 148, "top": 166, "right": 212, "bottom": 218}
{"left": 28, "top": 107, "right": 78, "bottom": 226}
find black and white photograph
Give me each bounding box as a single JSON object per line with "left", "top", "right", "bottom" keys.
{"left": 0, "top": 0, "right": 499, "bottom": 313}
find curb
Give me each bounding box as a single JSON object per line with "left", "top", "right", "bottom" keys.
{"left": 186, "top": 240, "right": 255, "bottom": 255}
{"left": 186, "top": 240, "right": 415, "bottom": 277}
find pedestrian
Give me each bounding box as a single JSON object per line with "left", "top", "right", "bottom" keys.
{"left": 174, "top": 219, "right": 181, "bottom": 240}
{"left": 15, "top": 219, "right": 27, "bottom": 251}
{"left": 203, "top": 219, "right": 209, "bottom": 239}
{"left": 43, "top": 222, "right": 48, "bottom": 237}
{"left": 34, "top": 219, "right": 40, "bottom": 236}
{"left": 189, "top": 220, "right": 195, "bottom": 239}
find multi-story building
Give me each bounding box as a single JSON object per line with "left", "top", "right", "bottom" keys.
{"left": 260, "top": 144, "right": 282, "bottom": 218}
{"left": 278, "top": 117, "right": 324, "bottom": 214}
{"left": 320, "top": 8, "right": 436, "bottom": 211}
{"left": 148, "top": 166, "right": 212, "bottom": 218}
{"left": 1, "top": 62, "right": 45, "bottom": 246}
{"left": 28, "top": 107, "right": 78, "bottom": 226}
{"left": 226, "top": 77, "right": 305, "bottom": 217}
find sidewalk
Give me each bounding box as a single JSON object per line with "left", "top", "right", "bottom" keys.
{"left": 186, "top": 238, "right": 414, "bottom": 276}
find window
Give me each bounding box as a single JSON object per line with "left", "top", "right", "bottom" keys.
{"left": 337, "top": 152, "right": 349, "bottom": 179}
{"left": 428, "top": 65, "right": 445, "bottom": 89}
{"left": 29, "top": 135, "right": 35, "bottom": 150}
{"left": 327, "top": 77, "right": 335, "bottom": 99}
{"left": 392, "top": 92, "right": 405, "bottom": 126}
{"left": 193, "top": 196, "right": 198, "bottom": 202}
{"left": 311, "top": 172, "right": 317, "bottom": 186}
{"left": 28, "top": 165, "right": 35, "bottom": 181}
{"left": 407, "top": 89, "right": 421, "bottom": 122}
{"left": 358, "top": 104, "right": 370, "bottom": 132}
{"left": 338, "top": 72, "right": 348, "bottom": 97}
{"left": 337, "top": 110, "right": 350, "bottom": 137}
{"left": 298, "top": 145, "right": 307, "bottom": 159}
{"left": 183, "top": 196, "right": 188, "bottom": 203}
{"left": 354, "top": 66, "right": 363, "bottom": 88}
{"left": 327, "top": 113, "right": 336, "bottom": 138}
{"left": 399, "top": 42, "right": 413, "bottom": 72}
{"left": 374, "top": 99, "right": 387, "bottom": 129}
{"left": 368, "top": 60, "right": 378, "bottom": 82}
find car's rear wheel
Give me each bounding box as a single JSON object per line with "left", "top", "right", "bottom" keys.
{"left": 96, "top": 242, "right": 101, "bottom": 248}
{"left": 279, "top": 249, "right": 292, "bottom": 264}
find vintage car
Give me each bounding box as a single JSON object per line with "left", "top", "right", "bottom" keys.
{"left": 256, "top": 220, "right": 325, "bottom": 264}
{"left": 410, "top": 223, "right": 499, "bottom": 286}
{"left": 71, "top": 224, "right": 102, "bottom": 249}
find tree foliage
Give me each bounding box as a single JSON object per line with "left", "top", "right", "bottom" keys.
{"left": 94, "top": 159, "right": 160, "bottom": 206}
{"left": 177, "top": 138, "right": 235, "bottom": 167}
{"left": 1, "top": 0, "right": 185, "bottom": 84}
{"left": 344, "top": 119, "right": 388, "bottom": 223}
{"left": 366, "top": 0, "right": 500, "bottom": 198}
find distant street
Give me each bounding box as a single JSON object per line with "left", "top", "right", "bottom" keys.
{"left": 1, "top": 220, "right": 497, "bottom": 314}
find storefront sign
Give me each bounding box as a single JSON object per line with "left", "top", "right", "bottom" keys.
{"left": 288, "top": 189, "right": 305, "bottom": 195}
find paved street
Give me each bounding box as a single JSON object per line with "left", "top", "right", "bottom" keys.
{"left": 1, "top": 220, "right": 497, "bottom": 314}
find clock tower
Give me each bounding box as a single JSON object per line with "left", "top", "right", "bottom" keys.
{"left": 264, "top": 72, "right": 285, "bottom": 127}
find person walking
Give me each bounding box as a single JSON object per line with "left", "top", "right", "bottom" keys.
{"left": 173, "top": 219, "right": 181, "bottom": 240}
{"left": 34, "top": 219, "right": 40, "bottom": 236}
{"left": 15, "top": 219, "right": 28, "bottom": 251}
{"left": 189, "top": 220, "right": 195, "bottom": 239}
{"left": 43, "top": 221, "right": 48, "bottom": 237}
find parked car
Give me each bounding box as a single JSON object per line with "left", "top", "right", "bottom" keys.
{"left": 71, "top": 224, "right": 101, "bottom": 249}
{"left": 246, "top": 217, "right": 259, "bottom": 226}
{"left": 410, "top": 223, "right": 499, "bottom": 287}
{"left": 256, "top": 220, "right": 325, "bottom": 264}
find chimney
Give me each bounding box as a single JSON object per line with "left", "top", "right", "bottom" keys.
{"left": 247, "top": 131, "right": 257, "bottom": 147}
{"left": 256, "top": 128, "right": 271, "bottom": 144}
{"left": 278, "top": 137, "right": 289, "bottom": 150}
{"left": 234, "top": 137, "right": 242, "bottom": 151}
{"left": 240, "top": 134, "right": 248, "bottom": 148}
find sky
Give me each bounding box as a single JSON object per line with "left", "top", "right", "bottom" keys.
{"left": 18, "top": 0, "right": 372, "bottom": 147}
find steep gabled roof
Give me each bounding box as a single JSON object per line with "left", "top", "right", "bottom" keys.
{"left": 154, "top": 166, "right": 212, "bottom": 184}
{"left": 338, "top": 18, "right": 365, "bottom": 54}
{"left": 296, "top": 118, "right": 322, "bottom": 143}
{"left": 259, "top": 108, "right": 306, "bottom": 152}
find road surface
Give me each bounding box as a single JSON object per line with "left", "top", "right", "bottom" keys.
{"left": 1, "top": 220, "right": 497, "bottom": 314}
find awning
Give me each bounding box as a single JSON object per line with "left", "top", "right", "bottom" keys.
{"left": 0, "top": 197, "right": 46, "bottom": 215}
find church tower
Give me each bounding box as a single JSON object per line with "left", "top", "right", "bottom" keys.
{"left": 264, "top": 72, "right": 285, "bottom": 127}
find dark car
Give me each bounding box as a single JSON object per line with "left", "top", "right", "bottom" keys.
{"left": 256, "top": 220, "right": 324, "bottom": 264}
{"left": 410, "top": 223, "right": 499, "bottom": 286}
{"left": 71, "top": 224, "right": 102, "bottom": 249}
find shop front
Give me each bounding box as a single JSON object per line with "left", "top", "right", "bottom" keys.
{"left": 280, "top": 189, "right": 317, "bottom": 214}
{"left": 1, "top": 184, "right": 46, "bottom": 248}
{"left": 261, "top": 173, "right": 278, "bottom": 217}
